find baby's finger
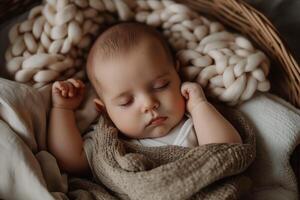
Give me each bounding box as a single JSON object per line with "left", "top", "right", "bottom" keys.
{"left": 56, "top": 81, "right": 67, "bottom": 93}
{"left": 53, "top": 81, "right": 66, "bottom": 96}
{"left": 71, "top": 79, "right": 85, "bottom": 96}
{"left": 65, "top": 82, "right": 75, "bottom": 97}
{"left": 57, "top": 82, "right": 68, "bottom": 97}
{"left": 68, "top": 79, "right": 85, "bottom": 96}
{"left": 76, "top": 79, "right": 85, "bottom": 89}
{"left": 67, "top": 78, "right": 80, "bottom": 88}
{"left": 181, "top": 82, "right": 191, "bottom": 99}
{"left": 181, "top": 88, "right": 189, "bottom": 99}
{"left": 67, "top": 78, "right": 85, "bottom": 88}
{"left": 54, "top": 86, "right": 62, "bottom": 94}
{"left": 53, "top": 81, "right": 65, "bottom": 92}
{"left": 61, "top": 86, "right": 68, "bottom": 97}
{"left": 52, "top": 81, "right": 60, "bottom": 89}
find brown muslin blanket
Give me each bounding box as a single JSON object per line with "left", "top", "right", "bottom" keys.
{"left": 82, "top": 106, "right": 256, "bottom": 200}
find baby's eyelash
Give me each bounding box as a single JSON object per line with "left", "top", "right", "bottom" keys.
{"left": 154, "top": 82, "right": 170, "bottom": 90}
{"left": 119, "top": 99, "right": 133, "bottom": 107}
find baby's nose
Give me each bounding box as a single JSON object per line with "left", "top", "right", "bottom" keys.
{"left": 141, "top": 97, "right": 160, "bottom": 113}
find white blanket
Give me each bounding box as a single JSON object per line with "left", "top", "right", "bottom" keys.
{"left": 0, "top": 78, "right": 98, "bottom": 200}
{"left": 0, "top": 78, "right": 55, "bottom": 200}
{"left": 0, "top": 77, "right": 299, "bottom": 199}
{"left": 239, "top": 93, "right": 300, "bottom": 200}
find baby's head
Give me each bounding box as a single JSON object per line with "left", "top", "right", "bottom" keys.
{"left": 87, "top": 22, "right": 185, "bottom": 139}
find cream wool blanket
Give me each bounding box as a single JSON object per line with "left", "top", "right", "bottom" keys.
{"left": 82, "top": 107, "right": 256, "bottom": 200}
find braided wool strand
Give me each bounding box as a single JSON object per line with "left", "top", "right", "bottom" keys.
{"left": 5, "top": 0, "right": 270, "bottom": 105}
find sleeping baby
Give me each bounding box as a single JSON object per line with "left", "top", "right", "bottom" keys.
{"left": 48, "top": 22, "right": 242, "bottom": 175}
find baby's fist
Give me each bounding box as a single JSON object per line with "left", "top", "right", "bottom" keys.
{"left": 181, "top": 82, "right": 207, "bottom": 113}
{"left": 52, "top": 78, "right": 85, "bottom": 110}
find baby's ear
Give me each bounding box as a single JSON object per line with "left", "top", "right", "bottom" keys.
{"left": 93, "top": 98, "right": 105, "bottom": 112}
{"left": 175, "top": 60, "right": 180, "bottom": 72}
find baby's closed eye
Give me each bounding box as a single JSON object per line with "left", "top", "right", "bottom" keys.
{"left": 118, "top": 97, "right": 134, "bottom": 107}
{"left": 153, "top": 80, "right": 170, "bottom": 90}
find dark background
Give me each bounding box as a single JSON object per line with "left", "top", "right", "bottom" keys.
{"left": 245, "top": 0, "right": 300, "bottom": 63}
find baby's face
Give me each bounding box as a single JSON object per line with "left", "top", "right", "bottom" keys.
{"left": 94, "top": 38, "right": 185, "bottom": 139}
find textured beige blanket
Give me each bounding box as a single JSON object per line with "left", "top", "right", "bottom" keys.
{"left": 82, "top": 106, "right": 256, "bottom": 200}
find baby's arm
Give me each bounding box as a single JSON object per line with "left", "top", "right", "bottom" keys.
{"left": 181, "top": 82, "right": 242, "bottom": 145}
{"left": 48, "top": 78, "right": 89, "bottom": 175}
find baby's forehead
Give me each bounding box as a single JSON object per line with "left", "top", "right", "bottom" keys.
{"left": 94, "top": 29, "right": 165, "bottom": 58}
{"left": 86, "top": 23, "right": 174, "bottom": 92}
{"left": 95, "top": 36, "right": 164, "bottom": 60}
{"left": 93, "top": 40, "right": 169, "bottom": 76}
{"left": 93, "top": 46, "right": 171, "bottom": 90}
{"left": 90, "top": 35, "right": 170, "bottom": 75}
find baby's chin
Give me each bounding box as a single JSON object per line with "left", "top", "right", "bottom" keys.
{"left": 145, "top": 115, "right": 184, "bottom": 139}
{"left": 122, "top": 125, "right": 170, "bottom": 139}
{"left": 144, "top": 123, "right": 174, "bottom": 139}
{"left": 121, "top": 115, "right": 183, "bottom": 139}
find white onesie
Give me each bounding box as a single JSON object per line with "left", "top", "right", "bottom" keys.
{"left": 129, "top": 115, "right": 198, "bottom": 148}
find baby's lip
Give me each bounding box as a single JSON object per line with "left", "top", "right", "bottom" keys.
{"left": 147, "top": 116, "right": 168, "bottom": 127}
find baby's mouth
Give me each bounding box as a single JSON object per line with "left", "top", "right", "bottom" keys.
{"left": 147, "top": 116, "right": 168, "bottom": 127}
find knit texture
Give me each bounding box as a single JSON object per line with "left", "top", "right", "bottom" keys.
{"left": 83, "top": 106, "right": 255, "bottom": 200}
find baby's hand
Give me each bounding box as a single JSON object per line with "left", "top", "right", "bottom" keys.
{"left": 181, "top": 82, "right": 207, "bottom": 113}
{"left": 52, "top": 78, "right": 85, "bottom": 110}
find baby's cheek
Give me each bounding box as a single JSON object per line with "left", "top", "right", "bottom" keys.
{"left": 176, "top": 95, "right": 186, "bottom": 115}
{"left": 174, "top": 87, "right": 186, "bottom": 106}
{"left": 106, "top": 108, "right": 124, "bottom": 128}
{"left": 109, "top": 109, "right": 140, "bottom": 137}
{"left": 165, "top": 90, "right": 186, "bottom": 116}
{"left": 110, "top": 111, "right": 126, "bottom": 127}
{"left": 116, "top": 118, "right": 131, "bottom": 133}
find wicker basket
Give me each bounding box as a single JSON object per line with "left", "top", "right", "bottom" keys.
{"left": 0, "top": 0, "right": 299, "bottom": 190}
{"left": 1, "top": 0, "right": 299, "bottom": 107}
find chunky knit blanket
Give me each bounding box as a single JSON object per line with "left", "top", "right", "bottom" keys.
{"left": 82, "top": 106, "right": 256, "bottom": 200}
{"left": 5, "top": 0, "right": 270, "bottom": 105}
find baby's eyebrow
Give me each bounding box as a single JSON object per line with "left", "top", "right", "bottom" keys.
{"left": 112, "top": 91, "right": 130, "bottom": 101}
{"left": 112, "top": 72, "right": 170, "bottom": 101}
{"left": 155, "top": 72, "right": 170, "bottom": 80}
